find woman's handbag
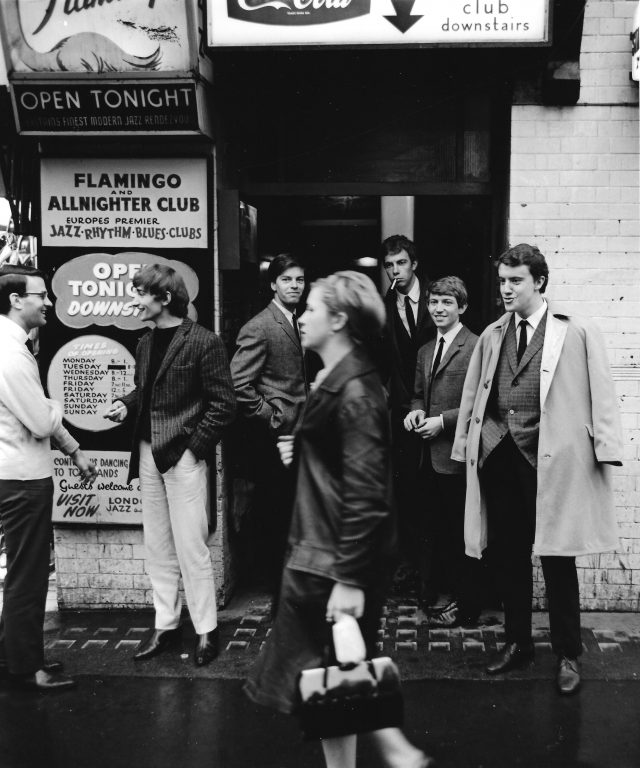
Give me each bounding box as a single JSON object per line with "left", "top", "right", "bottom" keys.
{"left": 296, "top": 654, "right": 404, "bottom": 740}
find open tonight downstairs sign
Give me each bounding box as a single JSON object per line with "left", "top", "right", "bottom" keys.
{"left": 208, "top": 0, "right": 550, "bottom": 47}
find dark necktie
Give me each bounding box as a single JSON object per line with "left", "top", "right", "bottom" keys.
{"left": 292, "top": 311, "right": 308, "bottom": 391}
{"left": 426, "top": 337, "right": 445, "bottom": 414}
{"left": 404, "top": 296, "right": 416, "bottom": 338}
{"left": 292, "top": 311, "right": 301, "bottom": 342}
{"left": 25, "top": 338, "right": 35, "bottom": 355}
{"left": 516, "top": 319, "right": 529, "bottom": 363}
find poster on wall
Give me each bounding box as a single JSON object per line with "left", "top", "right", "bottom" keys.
{"left": 47, "top": 335, "right": 136, "bottom": 432}
{"left": 51, "top": 252, "right": 200, "bottom": 331}
{"left": 41, "top": 158, "right": 208, "bottom": 249}
{"left": 209, "top": 0, "right": 550, "bottom": 47}
{"left": 52, "top": 450, "right": 142, "bottom": 525}
{"left": 0, "top": 0, "right": 193, "bottom": 74}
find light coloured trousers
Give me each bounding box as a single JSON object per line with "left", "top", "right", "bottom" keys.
{"left": 138, "top": 441, "right": 217, "bottom": 634}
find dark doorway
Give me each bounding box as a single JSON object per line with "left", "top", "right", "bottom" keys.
{"left": 414, "top": 196, "right": 494, "bottom": 335}
{"left": 227, "top": 192, "right": 494, "bottom": 594}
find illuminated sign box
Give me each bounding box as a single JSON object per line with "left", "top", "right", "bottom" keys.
{"left": 209, "top": 0, "right": 551, "bottom": 47}
{"left": 11, "top": 80, "right": 204, "bottom": 135}
{"left": 40, "top": 158, "right": 209, "bottom": 249}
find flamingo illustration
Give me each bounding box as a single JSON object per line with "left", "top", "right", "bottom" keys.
{"left": 2, "top": 0, "right": 162, "bottom": 73}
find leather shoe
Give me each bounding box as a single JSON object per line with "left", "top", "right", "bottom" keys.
{"left": 486, "top": 642, "right": 534, "bottom": 675}
{"left": 557, "top": 656, "right": 581, "bottom": 695}
{"left": 0, "top": 660, "right": 63, "bottom": 678}
{"left": 133, "top": 627, "right": 182, "bottom": 661}
{"left": 10, "top": 669, "right": 76, "bottom": 692}
{"left": 194, "top": 628, "right": 219, "bottom": 666}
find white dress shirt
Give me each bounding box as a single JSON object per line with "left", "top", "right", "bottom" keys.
{"left": 0, "top": 315, "right": 78, "bottom": 480}
{"left": 515, "top": 299, "right": 548, "bottom": 345}
{"left": 396, "top": 278, "right": 421, "bottom": 335}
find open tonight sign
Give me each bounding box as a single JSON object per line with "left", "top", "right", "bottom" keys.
{"left": 209, "top": 0, "right": 550, "bottom": 47}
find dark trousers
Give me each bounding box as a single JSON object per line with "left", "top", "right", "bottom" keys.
{"left": 391, "top": 416, "right": 423, "bottom": 566}
{"left": 240, "top": 420, "right": 296, "bottom": 612}
{"left": 481, "top": 435, "right": 581, "bottom": 658}
{"left": 421, "top": 459, "right": 482, "bottom": 620}
{"left": 0, "top": 478, "right": 53, "bottom": 675}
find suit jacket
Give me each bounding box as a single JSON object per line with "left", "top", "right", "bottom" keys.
{"left": 121, "top": 318, "right": 236, "bottom": 482}
{"left": 231, "top": 301, "right": 308, "bottom": 436}
{"left": 411, "top": 325, "right": 478, "bottom": 474}
{"left": 383, "top": 282, "right": 433, "bottom": 414}
{"left": 451, "top": 305, "right": 623, "bottom": 559}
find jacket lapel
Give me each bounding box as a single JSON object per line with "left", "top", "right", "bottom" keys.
{"left": 138, "top": 332, "right": 153, "bottom": 386}
{"left": 540, "top": 309, "right": 568, "bottom": 407}
{"left": 416, "top": 286, "right": 429, "bottom": 330}
{"left": 433, "top": 326, "right": 469, "bottom": 378}
{"left": 505, "top": 315, "right": 518, "bottom": 374}
{"left": 491, "top": 313, "right": 512, "bottom": 379}
{"left": 154, "top": 318, "right": 191, "bottom": 383}
{"left": 270, "top": 302, "right": 301, "bottom": 350}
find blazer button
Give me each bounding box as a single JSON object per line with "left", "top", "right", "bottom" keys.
{"left": 509, "top": 409, "right": 515, "bottom": 415}
{"left": 513, "top": 379, "right": 519, "bottom": 387}
{"left": 484, "top": 382, "right": 489, "bottom": 389}
{"left": 470, "top": 459, "right": 475, "bottom": 466}
{"left": 475, "top": 417, "right": 481, "bottom": 423}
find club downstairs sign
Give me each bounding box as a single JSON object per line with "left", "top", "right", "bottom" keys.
{"left": 209, "top": 0, "right": 550, "bottom": 47}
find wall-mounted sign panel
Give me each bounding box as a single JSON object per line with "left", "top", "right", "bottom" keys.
{"left": 12, "top": 81, "right": 202, "bottom": 135}
{"left": 1, "top": 0, "right": 193, "bottom": 74}
{"left": 51, "top": 252, "right": 200, "bottom": 331}
{"left": 632, "top": 2, "right": 640, "bottom": 82}
{"left": 209, "top": 0, "right": 550, "bottom": 47}
{"left": 47, "top": 335, "right": 136, "bottom": 433}
{"left": 52, "top": 450, "right": 142, "bottom": 525}
{"left": 41, "top": 158, "right": 208, "bottom": 248}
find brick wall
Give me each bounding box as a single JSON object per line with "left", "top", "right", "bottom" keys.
{"left": 510, "top": 1, "right": 640, "bottom": 609}
{"left": 55, "top": 521, "right": 229, "bottom": 610}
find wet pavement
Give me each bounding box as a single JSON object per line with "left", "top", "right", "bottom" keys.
{"left": 2, "top": 587, "right": 640, "bottom": 766}
{"left": 2, "top": 676, "right": 640, "bottom": 768}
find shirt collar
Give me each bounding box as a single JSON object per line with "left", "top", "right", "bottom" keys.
{"left": 396, "top": 278, "right": 421, "bottom": 305}
{"left": 0, "top": 314, "right": 28, "bottom": 345}
{"left": 437, "top": 322, "right": 463, "bottom": 345}
{"left": 516, "top": 299, "right": 547, "bottom": 332}
{"left": 272, "top": 298, "right": 295, "bottom": 323}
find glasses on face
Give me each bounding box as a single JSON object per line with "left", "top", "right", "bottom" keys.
{"left": 23, "top": 292, "right": 49, "bottom": 300}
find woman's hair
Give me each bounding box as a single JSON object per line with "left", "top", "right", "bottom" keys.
{"left": 312, "top": 270, "right": 386, "bottom": 349}
{"left": 132, "top": 263, "right": 190, "bottom": 318}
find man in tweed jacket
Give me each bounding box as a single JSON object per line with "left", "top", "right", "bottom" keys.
{"left": 231, "top": 254, "right": 309, "bottom": 600}
{"left": 105, "top": 264, "right": 235, "bottom": 667}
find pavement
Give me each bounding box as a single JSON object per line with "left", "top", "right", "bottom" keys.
{"left": 32, "top": 584, "right": 640, "bottom": 684}
{"left": 2, "top": 577, "right": 640, "bottom": 767}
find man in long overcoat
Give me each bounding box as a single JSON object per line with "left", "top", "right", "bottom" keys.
{"left": 451, "top": 243, "right": 623, "bottom": 695}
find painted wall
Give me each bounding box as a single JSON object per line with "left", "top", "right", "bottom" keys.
{"left": 509, "top": 0, "right": 640, "bottom": 610}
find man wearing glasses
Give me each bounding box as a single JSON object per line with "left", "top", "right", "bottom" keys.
{"left": 0, "top": 265, "right": 97, "bottom": 691}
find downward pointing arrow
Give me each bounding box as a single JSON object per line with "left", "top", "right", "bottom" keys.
{"left": 384, "top": 0, "right": 423, "bottom": 34}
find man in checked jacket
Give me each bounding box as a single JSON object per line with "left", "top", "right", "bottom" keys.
{"left": 105, "top": 264, "right": 236, "bottom": 667}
